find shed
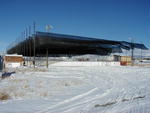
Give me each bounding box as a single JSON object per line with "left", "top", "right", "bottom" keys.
{"left": 4, "top": 55, "right": 24, "bottom": 68}
{"left": 120, "top": 56, "right": 132, "bottom": 66}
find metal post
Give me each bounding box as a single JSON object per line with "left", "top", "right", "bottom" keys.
{"left": 128, "top": 37, "right": 134, "bottom": 66}
{"left": 22, "top": 32, "right": 25, "bottom": 56}
{"left": 19, "top": 35, "right": 21, "bottom": 55}
{"left": 21, "top": 33, "right": 23, "bottom": 55}
{"left": 24, "top": 31, "right": 26, "bottom": 66}
{"left": 46, "top": 49, "right": 49, "bottom": 68}
{"left": 130, "top": 38, "right": 134, "bottom": 66}
{"left": 33, "top": 21, "right": 36, "bottom": 68}
{"left": 29, "top": 26, "right": 32, "bottom": 67}
{"left": 141, "top": 42, "right": 143, "bottom": 66}
{"left": 26, "top": 28, "right": 28, "bottom": 66}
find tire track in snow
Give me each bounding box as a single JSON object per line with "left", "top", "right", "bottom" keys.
{"left": 36, "top": 87, "right": 98, "bottom": 113}
{"left": 35, "top": 74, "right": 84, "bottom": 79}
{"left": 61, "top": 88, "right": 113, "bottom": 113}
{"left": 57, "top": 70, "right": 116, "bottom": 113}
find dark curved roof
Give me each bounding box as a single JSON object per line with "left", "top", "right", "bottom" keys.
{"left": 7, "top": 31, "right": 148, "bottom": 56}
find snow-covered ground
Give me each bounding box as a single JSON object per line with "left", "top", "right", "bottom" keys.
{"left": 0, "top": 66, "right": 150, "bottom": 113}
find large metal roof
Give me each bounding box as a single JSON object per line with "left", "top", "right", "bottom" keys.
{"left": 7, "top": 31, "right": 148, "bottom": 56}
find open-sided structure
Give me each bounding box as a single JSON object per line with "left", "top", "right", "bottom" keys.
{"left": 7, "top": 31, "right": 148, "bottom": 56}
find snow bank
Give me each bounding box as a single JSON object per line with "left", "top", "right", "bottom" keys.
{"left": 49, "top": 61, "right": 120, "bottom": 67}
{"left": 5, "top": 62, "right": 21, "bottom": 68}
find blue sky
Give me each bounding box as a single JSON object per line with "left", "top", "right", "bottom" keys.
{"left": 0, "top": 0, "right": 150, "bottom": 53}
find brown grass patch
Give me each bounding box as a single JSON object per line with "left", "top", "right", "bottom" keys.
{"left": 0, "top": 92, "right": 10, "bottom": 101}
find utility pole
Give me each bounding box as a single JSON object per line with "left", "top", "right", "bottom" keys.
{"left": 15, "top": 38, "right": 18, "bottom": 54}
{"left": 141, "top": 42, "right": 143, "bottom": 66}
{"left": 29, "top": 26, "right": 32, "bottom": 67}
{"left": 19, "top": 35, "right": 21, "bottom": 55}
{"left": 129, "top": 38, "right": 134, "bottom": 66}
{"left": 26, "top": 28, "right": 28, "bottom": 66}
{"left": 21, "top": 32, "right": 23, "bottom": 55}
{"left": 45, "top": 25, "right": 53, "bottom": 68}
{"left": 24, "top": 31, "right": 26, "bottom": 66}
{"left": 22, "top": 32, "right": 25, "bottom": 56}
{"left": 33, "top": 21, "right": 36, "bottom": 68}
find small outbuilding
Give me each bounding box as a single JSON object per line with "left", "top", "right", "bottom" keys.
{"left": 120, "top": 56, "right": 132, "bottom": 66}
{"left": 4, "top": 55, "right": 24, "bottom": 68}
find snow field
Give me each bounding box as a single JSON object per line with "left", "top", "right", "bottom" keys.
{"left": 0, "top": 66, "right": 150, "bottom": 113}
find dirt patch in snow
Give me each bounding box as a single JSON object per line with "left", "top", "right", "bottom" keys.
{"left": 95, "top": 101, "right": 117, "bottom": 107}
{"left": 95, "top": 95, "right": 146, "bottom": 108}
{"left": 133, "top": 95, "right": 145, "bottom": 100}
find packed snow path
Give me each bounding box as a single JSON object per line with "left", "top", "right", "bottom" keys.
{"left": 0, "top": 66, "right": 150, "bottom": 113}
